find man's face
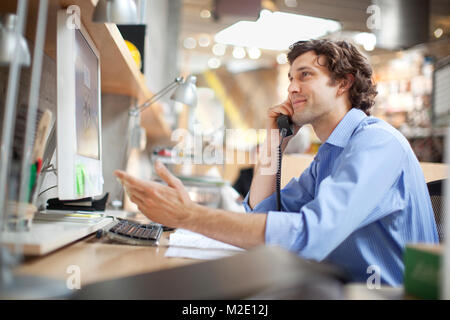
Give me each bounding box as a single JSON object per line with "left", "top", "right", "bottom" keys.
{"left": 287, "top": 51, "right": 340, "bottom": 126}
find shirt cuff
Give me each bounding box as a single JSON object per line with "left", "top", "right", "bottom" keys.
{"left": 265, "top": 211, "right": 306, "bottom": 254}
{"left": 242, "top": 191, "right": 277, "bottom": 213}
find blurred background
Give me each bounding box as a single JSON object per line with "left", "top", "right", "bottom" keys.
{"left": 1, "top": 0, "right": 449, "bottom": 210}
{"left": 134, "top": 0, "right": 449, "bottom": 183}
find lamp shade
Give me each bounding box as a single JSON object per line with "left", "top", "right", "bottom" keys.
{"left": 0, "top": 14, "right": 30, "bottom": 66}
{"left": 92, "top": 0, "right": 138, "bottom": 24}
{"left": 170, "top": 75, "right": 198, "bottom": 107}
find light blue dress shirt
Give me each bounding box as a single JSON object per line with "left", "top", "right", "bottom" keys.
{"left": 243, "top": 108, "right": 439, "bottom": 286}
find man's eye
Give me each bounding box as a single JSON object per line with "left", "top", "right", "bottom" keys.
{"left": 302, "top": 71, "right": 310, "bottom": 77}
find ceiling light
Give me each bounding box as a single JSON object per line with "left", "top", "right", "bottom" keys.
{"left": 212, "top": 43, "right": 226, "bottom": 56}
{"left": 232, "top": 46, "right": 246, "bottom": 59}
{"left": 247, "top": 47, "right": 261, "bottom": 60}
{"left": 183, "top": 37, "right": 197, "bottom": 49}
{"left": 434, "top": 28, "right": 443, "bottom": 38}
{"left": 198, "top": 34, "right": 211, "bottom": 47}
{"left": 276, "top": 53, "right": 287, "bottom": 64}
{"left": 284, "top": 0, "right": 298, "bottom": 7}
{"left": 354, "top": 32, "right": 377, "bottom": 52}
{"left": 207, "top": 57, "right": 221, "bottom": 69}
{"left": 200, "top": 9, "right": 211, "bottom": 19}
{"left": 215, "top": 10, "right": 341, "bottom": 51}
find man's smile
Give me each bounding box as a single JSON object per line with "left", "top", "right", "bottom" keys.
{"left": 292, "top": 98, "right": 308, "bottom": 109}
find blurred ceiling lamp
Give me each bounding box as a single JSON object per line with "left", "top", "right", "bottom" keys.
{"left": 354, "top": 32, "right": 377, "bottom": 51}
{"left": 373, "top": 0, "right": 429, "bottom": 50}
{"left": 198, "top": 34, "right": 211, "bottom": 47}
{"left": 183, "top": 37, "right": 197, "bottom": 49}
{"left": 276, "top": 53, "right": 288, "bottom": 65}
{"left": 0, "top": 14, "right": 30, "bottom": 66}
{"left": 434, "top": 28, "right": 443, "bottom": 39}
{"left": 215, "top": 9, "right": 341, "bottom": 51}
{"left": 247, "top": 47, "right": 261, "bottom": 59}
{"left": 212, "top": 43, "right": 226, "bottom": 56}
{"left": 284, "top": 0, "right": 298, "bottom": 8}
{"left": 92, "top": 0, "right": 138, "bottom": 24}
{"left": 200, "top": 9, "right": 211, "bottom": 19}
{"left": 232, "top": 46, "right": 246, "bottom": 59}
{"left": 208, "top": 57, "right": 221, "bottom": 69}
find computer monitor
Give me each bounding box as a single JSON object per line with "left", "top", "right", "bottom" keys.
{"left": 56, "top": 10, "right": 103, "bottom": 200}
{"left": 431, "top": 56, "right": 450, "bottom": 127}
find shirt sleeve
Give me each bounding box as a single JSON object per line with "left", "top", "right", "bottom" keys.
{"left": 242, "top": 160, "right": 317, "bottom": 213}
{"left": 265, "top": 127, "right": 407, "bottom": 261}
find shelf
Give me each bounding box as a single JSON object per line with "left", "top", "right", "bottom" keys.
{"left": 0, "top": 0, "right": 171, "bottom": 140}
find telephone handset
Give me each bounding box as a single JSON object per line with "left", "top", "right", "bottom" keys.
{"left": 276, "top": 114, "right": 294, "bottom": 137}
{"left": 275, "top": 114, "right": 293, "bottom": 211}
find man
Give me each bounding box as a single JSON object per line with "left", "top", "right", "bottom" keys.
{"left": 116, "top": 40, "right": 438, "bottom": 286}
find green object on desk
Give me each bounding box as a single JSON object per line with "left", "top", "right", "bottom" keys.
{"left": 28, "top": 163, "right": 37, "bottom": 201}
{"left": 403, "top": 244, "right": 441, "bottom": 299}
{"left": 76, "top": 164, "right": 86, "bottom": 197}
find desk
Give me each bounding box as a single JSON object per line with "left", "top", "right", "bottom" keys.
{"left": 13, "top": 214, "right": 199, "bottom": 287}
{"left": 12, "top": 213, "right": 404, "bottom": 300}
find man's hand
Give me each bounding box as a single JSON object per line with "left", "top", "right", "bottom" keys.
{"left": 267, "top": 98, "right": 302, "bottom": 148}
{"left": 116, "top": 162, "right": 267, "bottom": 250}
{"left": 114, "top": 161, "right": 194, "bottom": 228}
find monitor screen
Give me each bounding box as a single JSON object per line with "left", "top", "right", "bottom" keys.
{"left": 75, "top": 29, "right": 100, "bottom": 160}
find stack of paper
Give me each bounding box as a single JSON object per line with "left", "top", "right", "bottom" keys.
{"left": 165, "top": 229, "right": 245, "bottom": 260}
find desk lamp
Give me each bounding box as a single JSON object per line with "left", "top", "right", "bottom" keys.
{"left": 128, "top": 75, "right": 198, "bottom": 149}
{"left": 130, "top": 75, "right": 198, "bottom": 116}
{"left": 92, "top": 0, "right": 138, "bottom": 24}
{"left": 0, "top": 13, "right": 30, "bottom": 66}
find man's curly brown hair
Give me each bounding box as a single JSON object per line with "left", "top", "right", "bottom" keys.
{"left": 287, "top": 39, "right": 378, "bottom": 115}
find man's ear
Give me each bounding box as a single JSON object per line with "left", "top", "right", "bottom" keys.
{"left": 338, "top": 74, "right": 354, "bottom": 95}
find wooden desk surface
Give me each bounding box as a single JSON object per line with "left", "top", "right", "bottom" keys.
{"left": 14, "top": 220, "right": 198, "bottom": 287}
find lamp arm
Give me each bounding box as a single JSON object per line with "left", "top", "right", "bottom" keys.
{"left": 130, "top": 77, "right": 183, "bottom": 115}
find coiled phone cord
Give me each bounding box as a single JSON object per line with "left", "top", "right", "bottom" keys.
{"left": 276, "top": 130, "right": 287, "bottom": 211}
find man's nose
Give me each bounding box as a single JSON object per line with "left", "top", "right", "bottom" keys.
{"left": 288, "top": 80, "right": 301, "bottom": 94}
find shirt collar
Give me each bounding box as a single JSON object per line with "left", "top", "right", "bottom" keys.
{"left": 325, "top": 108, "right": 367, "bottom": 148}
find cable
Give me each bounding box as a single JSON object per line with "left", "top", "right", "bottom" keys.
{"left": 276, "top": 130, "right": 287, "bottom": 212}
{"left": 38, "top": 185, "right": 57, "bottom": 197}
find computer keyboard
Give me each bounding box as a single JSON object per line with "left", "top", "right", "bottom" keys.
{"left": 101, "top": 218, "right": 163, "bottom": 246}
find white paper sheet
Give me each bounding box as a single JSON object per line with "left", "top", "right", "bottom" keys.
{"left": 165, "top": 229, "right": 245, "bottom": 260}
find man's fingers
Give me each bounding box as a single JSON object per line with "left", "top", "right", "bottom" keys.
{"left": 114, "top": 170, "right": 143, "bottom": 186}
{"left": 129, "top": 193, "right": 148, "bottom": 207}
{"left": 115, "top": 169, "right": 166, "bottom": 191}
{"left": 154, "top": 161, "right": 183, "bottom": 190}
{"left": 268, "top": 104, "right": 293, "bottom": 119}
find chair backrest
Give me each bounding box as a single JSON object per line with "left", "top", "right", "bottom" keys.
{"left": 427, "top": 179, "right": 445, "bottom": 242}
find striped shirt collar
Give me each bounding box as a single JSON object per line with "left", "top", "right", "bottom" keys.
{"left": 325, "top": 108, "right": 367, "bottom": 148}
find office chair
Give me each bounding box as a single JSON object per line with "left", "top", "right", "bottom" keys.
{"left": 426, "top": 179, "right": 446, "bottom": 242}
